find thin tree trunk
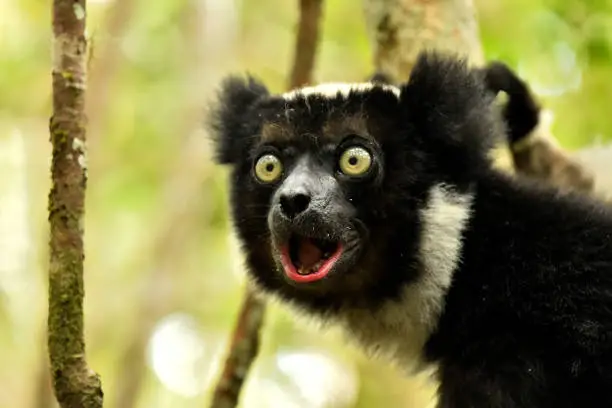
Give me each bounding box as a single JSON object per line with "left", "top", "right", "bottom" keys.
{"left": 362, "top": 0, "right": 595, "bottom": 193}
{"left": 207, "top": 289, "right": 266, "bottom": 408}
{"left": 48, "top": 0, "right": 104, "bottom": 407}
{"left": 208, "top": 2, "right": 325, "bottom": 407}
{"left": 288, "top": 0, "right": 324, "bottom": 89}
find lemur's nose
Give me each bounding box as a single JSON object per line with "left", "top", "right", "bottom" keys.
{"left": 279, "top": 190, "right": 311, "bottom": 219}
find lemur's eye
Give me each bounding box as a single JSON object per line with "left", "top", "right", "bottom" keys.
{"left": 339, "top": 146, "right": 372, "bottom": 176}
{"left": 254, "top": 154, "right": 283, "bottom": 183}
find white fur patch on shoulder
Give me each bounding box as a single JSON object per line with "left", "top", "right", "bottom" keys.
{"left": 341, "top": 183, "right": 473, "bottom": 374}
{"left": 281, "top": 82, "right": 400, "bottom": 100}
{"left": 416, "top": 183, "right": 474, "bottom": 325}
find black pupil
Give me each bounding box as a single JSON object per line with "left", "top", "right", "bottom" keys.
{"left": 348, "top": 156, "right": 358, "bottom": 166}
{"left": 265, "top": 163, "right": 275, "bottom": 172}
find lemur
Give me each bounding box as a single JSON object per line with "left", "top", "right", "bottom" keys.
{"left": 208, "top": 51, "right": 612, "bottom": 408}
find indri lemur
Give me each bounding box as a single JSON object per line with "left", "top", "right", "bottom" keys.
{"left": 208, "top": 51, "right": 612, "bottom": 408}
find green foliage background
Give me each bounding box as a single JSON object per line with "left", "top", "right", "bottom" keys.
{"left": 0, "top": 0, "right": 611, "bottom": 407}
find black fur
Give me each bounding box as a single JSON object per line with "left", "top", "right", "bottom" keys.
{"left": 480, "top": 61, "right": 541, "bottom": 145}
{"left": 207, "top": 75, "right": 269, "bottom": 164}
{"left": 428, "top": 172, "right": 612, "bottom": 408}
{"left": 208, "top": 50, "right": 612, "bottom": 407}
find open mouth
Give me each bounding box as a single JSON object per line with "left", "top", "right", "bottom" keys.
{"left": 279, "top": 234, "right": 343, "bottom": 283}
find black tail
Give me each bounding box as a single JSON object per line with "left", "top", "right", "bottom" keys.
{"left": 480, "top": 61, "right": 541, "bottom": 145}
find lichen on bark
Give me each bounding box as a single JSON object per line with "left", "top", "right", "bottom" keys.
{"left": 363, "top": 0, "right": 484, "bottom": 84}
{"left": 48, "top": 0, "right": 103, "bottom": 407}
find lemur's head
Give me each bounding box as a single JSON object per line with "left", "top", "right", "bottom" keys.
{"left": 208, "top": 52, "right": 502, "bottom": 314}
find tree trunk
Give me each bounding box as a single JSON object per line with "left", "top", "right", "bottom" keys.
{"left": 288, "top": 0, "right": 324, "bottom": 89}
{"left": 208, "top": 289, "right": 266, "bottom": 408}
{"left": 363, "top": 0, "right": 484, "bottom": 83}
{"left": 48, "top": 0, "right": 104, "bottom": 407}
{"left": 362, "top": 0, "right": 595, "bottom": 192}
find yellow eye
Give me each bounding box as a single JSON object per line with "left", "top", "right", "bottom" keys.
{"left": 339, "top": 146, "right": 372, "bottom": 176}
{"left": 254, "top": 154, "right": 283, "bottom": 183}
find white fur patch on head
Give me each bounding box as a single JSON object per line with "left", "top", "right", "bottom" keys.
{"left": 281, "top": 82, "right": 400, "bottom": 100}
{"left": 341, "top": 183, "right": 473, "bottom": 374}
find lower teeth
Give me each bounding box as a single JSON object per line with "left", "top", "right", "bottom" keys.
{"left": 297, "top": 260, "right": 325, "bottom": 275}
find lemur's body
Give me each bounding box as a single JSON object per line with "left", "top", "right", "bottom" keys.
{"left": 209, "top": 52, "right": 612, "bottom": 407}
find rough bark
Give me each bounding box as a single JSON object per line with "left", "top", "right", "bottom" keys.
{"left": 48, "top": 0, "right": 104, "bottom": 407}
{"left": 288, "top": 0, "right": 324, "bottom": 89}
{"left": 362, "top": 0, "right": 595, "bottom": 193}
{"left": 208, "top": 2, "right": 325, "bottom": 407}
{"left": 363, "top": 0, "right": 484, "bottom": 83}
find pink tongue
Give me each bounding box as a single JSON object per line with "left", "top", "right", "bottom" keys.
{"left": 298, "top": 239, "right": 323, "bottom": 269}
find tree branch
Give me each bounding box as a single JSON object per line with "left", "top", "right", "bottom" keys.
{"left": 208, "top": 289, "right": 266, "bottom": 408}
{"left": 510, "top": 110, "right": 595, "bottom": 193}
{"left": 48, "top": 0, "right": 103, "bottom": 407}
{"left": 208, "top": 2, "right": 325, "bottom": 407}
{"left": 288, "top": 0, "right": 324, "bottom": 89}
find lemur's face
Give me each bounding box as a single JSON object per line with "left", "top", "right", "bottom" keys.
{"left": 224, "top": 85, "right": 414, "bottom": 306}
{"left": 210, "top": 53, "right": 501, "bottom": 313}
{"left": 258, "top": 132, "right": 378, "bottom": 286}
{"left": 242, "top": 91, "right": 394, "bottom": 295}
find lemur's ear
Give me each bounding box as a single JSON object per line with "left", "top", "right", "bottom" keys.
{"left": 398, "top": 51, "right": 502, "bottom": 178}
{"left": 207, "top": 75, "right": 269, "bottom": 164}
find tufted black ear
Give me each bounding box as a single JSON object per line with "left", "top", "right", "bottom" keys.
{"left": 398, "top": 51, "right": 503, "bottom": 180}
{"left": 480, "top": 61, "right": 541, "bottom": 145}
{"left": 207, "top": 75, "right": 270, "bottom": 164}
